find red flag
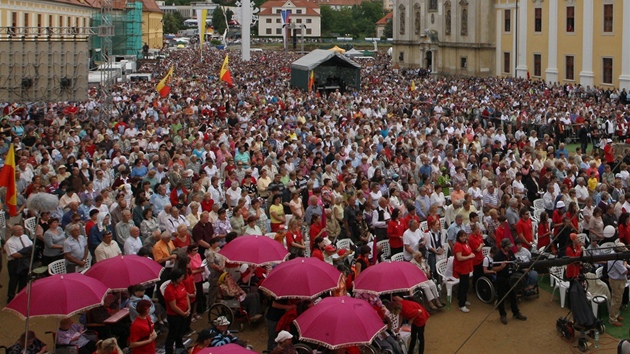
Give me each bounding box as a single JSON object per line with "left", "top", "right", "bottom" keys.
{"left": 220, "top": 55, "right": 233, "bottom": 86}
{"left": 0, "top": 144, "right": 18, "bottom": 216}
{"left": 156, "top": 66, "right": 174, "bottom": 98}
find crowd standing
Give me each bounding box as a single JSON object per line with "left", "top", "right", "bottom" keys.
{"left": 2, "top": 45, "right": 630, "bottom": 353}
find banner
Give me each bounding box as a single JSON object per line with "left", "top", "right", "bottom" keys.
{"left": 197, "top": 9, "right": 208, "bottom": 57}
{"left": 281, "top": 9, "right": 291, "bottom": 51}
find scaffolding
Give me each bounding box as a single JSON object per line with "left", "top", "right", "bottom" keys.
{"left": 92, "top": 0, "right": 143, "bottom": 59}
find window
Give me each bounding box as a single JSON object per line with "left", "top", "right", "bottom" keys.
{"left": 603, "top": 58, "right": 613, "bottom": 84}
{"left": 296, "top": 9, "right": 302, "bottom": 14}
{"left": 276, "top": 18, "right": 280, "bottom": 23}
{"left": 460, "top": 57, "right": 467, "bottom": 69}
{"left": 461, "top": 8, "right": 468, "bottom": 36}
{"left": 429, "top": 0, "right": 437, "bottom": 11}
{"left": 306, "top": 19, "right": 311, "bottom": 23}
{"left": 11, "top": 12, "right": 17, "bottom": 34}
{"left": 399, "top": 52, "right": 404, "bottom": 61}
{"left": 59, "top": 16, "right": 63, "bottom": 27}
{"left": 503, "top": 52, "right": 511, "bottom": 74}
{"left": 306, "top": 28, "right": 312, "bottom": 35}
{"left": 24, "top": 13, "right": 29, "bottom": 27}
{"left": 266, "top": 28, "right": 272, "bottom": 34}
{"left": 504, "top": 9, "right": 510, "bottom": 32}
{"left": 566, "top": 6, "right": 574, "bottom": 32}
{"left": 276, "top": 28, "right": 281, "bottom": 34}
{"left": 49, "top": 15, "right": 52, "bottom": 27}
{"left": 533, "top": 54, "right": 542, "bottom": 77}
{"left": 603, "top": 4, "right": 613, "bottom": 33}
{"left": 276, "top": 9, "right": 281, "bottom": 14}
{"left": 534, "top": 8, "right": 542, "bottom": 32}
{"left": 296, "top": 19, "right": 302, "bottom": 23}
{"left": 445, "top": 9, "right": 451, "bottom": 35}
{"left": 266, "top": 18, "right": 272, "bottom": 23}
{"left": 37, "top": 14, "right": 42, "bottom": 29}
{"left": 565, "top": 55, "right": 574, "bottom": 80}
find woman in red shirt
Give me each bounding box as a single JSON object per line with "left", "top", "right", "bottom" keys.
{"left": 565, "top": 233, "right": 583, "bottom": 279}
{"left": 468, "top": 224, "right": 485, "bottom": 291}
{"left": 128, "top": 300, "right": 157, "bottom": 354}
{"left": 386, "top": 298, "right": 429, "bottom": 354}
{"left": 387, "top": 209, "right": 406, "bottom": 255}
{"left": 286, "top": 218, "right": 306, "bottom": 258}
{"left": 308, "top": 215, "right": 326, "bottom": 250}
{"left": 453, "top": 230, "right": 475, "bottom": 313}
{"left": 310, "top": 237, "right": 325, "bottom": 262}
{"left": 566, "top": 202, "right": 580, "bottom": 233}
{"left": 163, "top": 268, "right": 190, "bottom": 354}
{"left": 537, "top": 212, "right": 552, "bottom": 249}
{"left": 619, "top": 213, "right": 630, "bottom": 245}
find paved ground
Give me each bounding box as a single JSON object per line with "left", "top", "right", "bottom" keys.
{"left": 0, "top": 263, "right": 623, "bottom": 353}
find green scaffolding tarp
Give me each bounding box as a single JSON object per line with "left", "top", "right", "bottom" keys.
{"left": 91, "top": 2, "right": 143, "bottom": 59}
{"left": 290, "top": 49, "right": 361, "bottom": 91}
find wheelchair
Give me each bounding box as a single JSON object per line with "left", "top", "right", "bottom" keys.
{"left": 208, "top": 272, "right": 261, "bottom": 332}
{"left": 476, "top": 271, "right": 539, "bottom": 304}
{"left": 294, "top": 342, "right": 384, "bottom": 354}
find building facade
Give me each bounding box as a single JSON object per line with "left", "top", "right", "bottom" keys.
{"left": 496, "top": 0, "right": 630, "bottom": 90}
{"left": 142, "top": 0, "right": 164, "bottom": 48}
{"left": 0, "top": 0, "right": 96, "bottom": 33}
{"left": 258, "top": 0, "right": 321, "bottom": 37}
{"left": 375, "top": 12, "right": 392, "bottom": 38}
{"left": 391, "top": 0, "right": 495, "bottom": 76}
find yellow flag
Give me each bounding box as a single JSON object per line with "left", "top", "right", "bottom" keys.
{"left": 410, "top": 81, "right": 416, "bottom": 91}
{"left": 156, "top": 66, "right": 174, "bottom": 97}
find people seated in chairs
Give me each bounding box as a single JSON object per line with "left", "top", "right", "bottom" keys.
{"left": 410, "top": 251, "right": 444, "bottom": 310}
{"left": 514, "top": 240, "right": 538, "bottom": 295}
{"left": 218, "top": 271, "right": 263, "bottom": 322}
{"left": 209, "top": 316, "right": 247, "bottom": 347}
{"left": 355, "top": 294, "right": 403, "bottom": 354}
{"left": 482, "top": 247, "right": 497, "bottom": 281}
{"left": 7, "top": 331, "right": 47, "bottom": 354}
{"left": 56, "top": 318, "right": 97, "bottom": 354}
{"left": 85, "top": 293, "right": 131, "bottom": 346}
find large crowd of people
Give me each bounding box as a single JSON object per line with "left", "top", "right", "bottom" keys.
{"left": 2, "top": 45, "right": 630, "bottom": 353}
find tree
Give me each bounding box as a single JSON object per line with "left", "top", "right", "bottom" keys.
{"left": 163, "top": 12, "right": 185, "bottom": 34}
{"left": 383, "top": 18, "right": 392, "bottom": 38}
{"left": 320, "top": 2, "right": 385, "bottom": 38}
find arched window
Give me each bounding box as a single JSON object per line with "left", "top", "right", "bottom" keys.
{"left": 429, "top": 0, "right": 437, "bottom": 11}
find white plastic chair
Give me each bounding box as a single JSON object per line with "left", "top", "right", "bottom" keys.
{"left": 419, "top": 221, "right": 429, "bottom": 233}
{"left": 481, "top": 247, "right": 491, "bottom": 258}
{"left": 533, "top": 199, "right": 545, "bottom": 211}
{"left": 533, "top": 209, "right": 544, "bottom": 222}
{"left": 48, "top": 259, "right": 67, "bottom": 275}
{"left": 436, "top": 258, "right": 459, "bottom": 304}
{"left": 77, "top": 253, "right": 93, "bottom": 274}
{"left": 390, "top": 253, "right": 405, "bottom": 262}
{"left": 336, "top": 238, "right": 355, "bottom": 263}
{"left": 160, "top": 280, "right": 171, "bottom": 296}
{"left": 24, "top": 217, "right": 37, "bottom": 236}
{"left": 550, "top": 266, "right": 570, "bottom": 308}
{"left": 376, "top": 239, "right": 391, "bottom": 261}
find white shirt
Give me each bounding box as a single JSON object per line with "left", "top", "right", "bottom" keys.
{"left": 124, "top": 236, "right": 143, "bottom": 255}
{"left": 402, "top": 228, "right": 425, "bottom": 261}
{"left": 575, "top": 184, "right": 589, "bottom": 201}
{"left": 4, "top": 234, "right": 33, "bottom": 260}
{"left": 94, "top": 242, "right": 122, "bottom": 262}
{"left": 165, "top": 215, "right": 190, "bottom": 233}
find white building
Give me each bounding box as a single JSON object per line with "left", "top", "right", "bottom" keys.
{"left": 258, "top": 0, "right": 321, "bottom": 37}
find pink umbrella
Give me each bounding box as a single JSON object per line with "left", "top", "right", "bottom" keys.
{"left": 197, "top": 344, "right": 251, "bottom": 354}
{"left": 84, "top": 255, "right": 164, "bottom": 291}
{"left": 3, "top": 273, "right": 109, "bottom": 319}
{"left": 353, "top": 261, "right": 428, "bottom": 295}
{"left": 260, "top": 257, "right": 341, "bottom": 299}
{"left": 294, "top": 297, "right": 386, "bottom": 349}
{"left": 220, "top": 235, "right": 289, "bottom": 266}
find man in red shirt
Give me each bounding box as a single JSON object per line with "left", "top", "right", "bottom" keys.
{"left": 604, "top": 139, "right": 615, "bottom": 169}
{"left": 387, "top": 298, "right": 429, "bottom": 354}
{"left": 515, "top": 208, "right": 534, "bottom": 249}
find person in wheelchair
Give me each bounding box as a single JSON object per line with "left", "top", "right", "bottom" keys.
{"left": 513, "top": 239, "right": 538, "bottom": 296}
{"left": 218, "top": 271, "right": 263, "bottom": 322}
{"left": 482, "top": 247, "right": 497, "bottom": 281}
{"left": 7, "top": 331, "right": 47, "bottom": 354}
{"left": 209, "top": 316, "right": 248, "bottom": 348}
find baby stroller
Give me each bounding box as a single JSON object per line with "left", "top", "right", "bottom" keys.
{"left": 556, "top": 277, "right": 605, "bottom": 352}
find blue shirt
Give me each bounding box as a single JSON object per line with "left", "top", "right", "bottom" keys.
{"left": 150, "top": 194, "right": 170, "bottom": 214}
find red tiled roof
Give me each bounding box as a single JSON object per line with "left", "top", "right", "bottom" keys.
{"left": 50, "top": 0, "right": 101, "bottom": 9}
{"left": 141, "top": 0, "right": 163, "bottom": 13}
{"left": 375, "top": 12, "right": 392, "bottom": 25}
{"left": 259, "top": 0, "right": 321, "bottom": 16}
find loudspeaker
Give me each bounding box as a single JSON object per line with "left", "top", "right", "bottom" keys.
{"left": 21, "top": 78, "right": 33, "bottom": 89}
{"left": 60, "top": 77, "right": 72, "bottom": 88}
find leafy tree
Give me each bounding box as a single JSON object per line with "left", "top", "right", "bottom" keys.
{"left": 320, "top": 1, "right": 385, "bottom": 38}
{"left": 212, "top": 7, "right": 233, "bottom": 35}
{"left": 163, "top": 12, "right": 185, "bottom": 34}
{"left": 383, "top": 17, "right": 392, "bottom": 38}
